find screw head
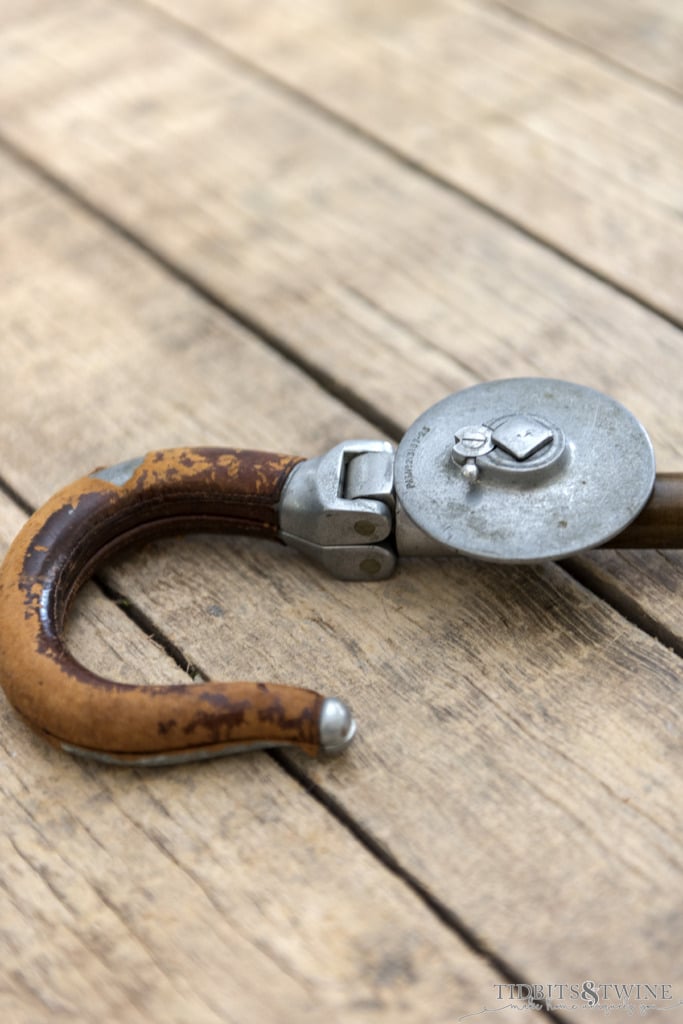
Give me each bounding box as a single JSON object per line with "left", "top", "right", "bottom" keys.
{"left": 451, "top": 424, "right": 494, "bottom": 465}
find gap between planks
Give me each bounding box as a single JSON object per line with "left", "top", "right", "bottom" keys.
{"left": 134, "top": 0, "right": 683, "bottom": 331}
{"left": 0, "top": 108, "right": 679, "bottom": 987}
{"left": 563, "top": 557, "right": 683, "bottom": 662}
{"left": 0, "top": 127, "right": 680, "bottom": 691}
{"left": 0, "top": 479, "right": 562, "bottom": 1023}
{"left": 0, "top": 131, "right": 404, "bottom": 442}
{"left": 487, "top": 0, "right": 683, "bottom": 103}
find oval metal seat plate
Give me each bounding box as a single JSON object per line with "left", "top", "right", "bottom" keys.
{"left": 394, "top": 378, "right": 655, "bottom": 562}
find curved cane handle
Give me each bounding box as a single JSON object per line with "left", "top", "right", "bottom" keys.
{"left": 0, "top": 448, "right": 355, "bottom": 765}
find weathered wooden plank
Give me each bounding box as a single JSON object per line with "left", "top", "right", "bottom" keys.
{"left": 0, "top": 187, "right": 528, "bottom": 1024}
{"left": 571, "top": 547, "right": 683, "bottom": 657}
{"left": 1, "top": 147, "right": 682, "bottom": 1019}
{"left": 105, "top": 535, "right": 683, "bottom": 983}
{"left": 2, "top": 724, "right": 518, "bottom": 1024}
{"left": 0, "top": 0, "right": 681, "bottom": 651}
{"left": 490, "top": 0, "right": 683, "bottom": 95}
{"left": 0, "top": 1, "right": 680, "bottom": 434}
{"left": 139, "top": 0, "right": 683, "bottom": 321}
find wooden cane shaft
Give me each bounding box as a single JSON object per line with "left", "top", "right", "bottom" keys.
{"left": 606, "top": 474, "right": 683, "bottom": 549}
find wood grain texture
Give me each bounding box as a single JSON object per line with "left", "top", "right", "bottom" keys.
{"left": 2, "top": 4, "right": 683, "bottom": 1020}
{"left": 142, "top": 0, "right": 683, "bottom": 321}
{"left": 491, "top": 0, "right": 683, "bottom": 94}
{"left": 2, "top": 721, "right": 519, "bottom": 1024}
{"left": 0, "top": 201, "right": 527, "bottom": 1024}
{"left": 0, "top": 0, "right": 681, "bottom": 647}
{"left": 0, "top": 142, "right": 682, "bottom": 1023}
{"left": 0, "top": 0, "right": 679, "bottom": 429}
{"left": 104, "top": 535, "right": 683, "bottom": 980}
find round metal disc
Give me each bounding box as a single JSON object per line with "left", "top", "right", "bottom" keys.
{"left": 394, "top": 378, "right": 655, "bottom": 562}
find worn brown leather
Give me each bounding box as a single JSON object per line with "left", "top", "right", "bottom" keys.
{"left": 3, "top": 444, "right": 680, "bottom": 766}
{"left": 0, "top": 448, "right": 324, "bottom": 763}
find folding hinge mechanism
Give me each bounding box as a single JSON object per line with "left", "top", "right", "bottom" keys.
{"left": 279, "top": 441, "right": 397, "bottom": 580}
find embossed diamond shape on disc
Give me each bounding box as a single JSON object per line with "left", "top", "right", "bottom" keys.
{"left": 491, "top": 415, "right": 554, "bottom": 461}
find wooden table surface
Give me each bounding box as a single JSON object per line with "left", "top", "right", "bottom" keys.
{"left": 1, "top": 2, "right": 682, "bottom": 1022}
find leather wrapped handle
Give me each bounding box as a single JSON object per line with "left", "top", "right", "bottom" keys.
{"left": 0, "top": 448, "right": 354, "bottom": 765}
{"left": 2, "top": 445, "right": 679, "bottom": 768}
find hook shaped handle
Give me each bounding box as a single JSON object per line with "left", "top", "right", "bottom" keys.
{"left": 0, "top": 448, "right": 356, "bottom": 765}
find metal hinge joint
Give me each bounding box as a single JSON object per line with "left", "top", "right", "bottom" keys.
{"left": 279, "top": 441, "right": 397, "bottom": 580}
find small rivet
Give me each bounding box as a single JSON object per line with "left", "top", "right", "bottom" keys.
{"left": 354, "top": 520, "right": 376, "bottom": 537}
{"left": 461, "top": 461, "right": 479, "bottom": 484}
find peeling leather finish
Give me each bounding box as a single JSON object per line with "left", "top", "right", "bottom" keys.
{"left": 0, "top": 448, "right": 324, "bottom": 762}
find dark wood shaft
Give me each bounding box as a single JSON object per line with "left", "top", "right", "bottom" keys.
{"left": 605, "top": 474, "right": 683, "bottom": 549}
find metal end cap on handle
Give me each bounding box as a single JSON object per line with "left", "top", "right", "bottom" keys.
{"left": 319, "top": 697, "right": 357, "bottom": 755}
